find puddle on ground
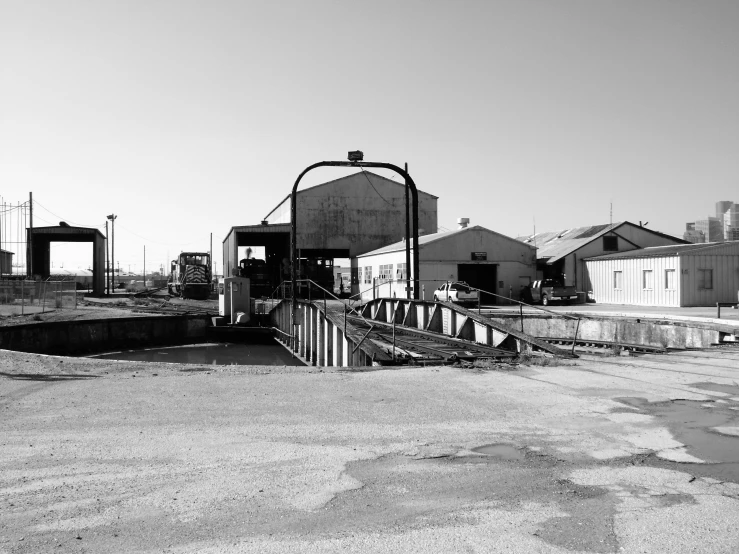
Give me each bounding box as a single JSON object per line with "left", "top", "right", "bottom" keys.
{"left": 471, "top": 444, "right": 527, "bottom": 460}
{"left": 690, "top": 381, "right": 739, "bottom": 397}
{"left": 91, "top": 342, "right": 305, "bottom": 366}
{"left": 615, "top": 394, "right": 739, "bottom": 483}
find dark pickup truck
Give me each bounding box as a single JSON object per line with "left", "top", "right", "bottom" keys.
{"left": 522, "top": 279, "right": 578, "bottom": 306}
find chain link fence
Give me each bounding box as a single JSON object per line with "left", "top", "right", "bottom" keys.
{"left": 0, "top": 279, "right": 78, "bottom": 315}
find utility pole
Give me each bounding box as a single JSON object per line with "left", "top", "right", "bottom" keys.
{"left": 107, "top": 214, "right": 117, "bottom": 291}
{"left": 28, "top": 192, "right": 33, "bottom": 277}
{"left": 105, "top": 221, "right": 109, "bottom": 295}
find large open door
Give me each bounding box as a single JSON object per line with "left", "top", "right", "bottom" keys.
{"left": 458, "top": 264, "right": 497, "bottom": 304}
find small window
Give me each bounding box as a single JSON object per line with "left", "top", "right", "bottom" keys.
{"left": 664, "top": 269, "right": 676, "bottom": 290}
{"left": 613, "top": 270, "right": 623, "bottom": 290}
{"left": 363, "top": 266, "right": 372, "bottom": 284}
{"left": 395, "top": 263, "right": 407, "bottom": 280}
{"left": 698, "top": 269, "right": 713, "bottom": 290}
{"left": 378, "top": 264, "right": 393, "bottom": 282}
{"left": 643, "top": 270, "right": 653, "bottom": 290}
{"left": 603, "top": 236, "right": 618, "bottom": 251}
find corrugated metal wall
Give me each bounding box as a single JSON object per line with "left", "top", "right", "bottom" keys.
{"left": 585, "top": 257, "right": 682, "bottom": 307}
{"left": 681, "top": 253, "right": 739, "bottom": 306}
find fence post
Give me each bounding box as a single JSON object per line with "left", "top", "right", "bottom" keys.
{"left": 520, "top": 303, "right": 524, "bottom": 332}
{"left": 42, "top": 281, "right": 47, "bottom": 313}
{"left": 21, "top": 279, "right": 25, "bottom": 315}
{"left": 571, "top": 318, "right": 581, "bottom": 355}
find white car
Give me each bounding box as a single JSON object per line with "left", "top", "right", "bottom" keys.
{"left": 433, "top": 282, "right": 479, "bottom": 306}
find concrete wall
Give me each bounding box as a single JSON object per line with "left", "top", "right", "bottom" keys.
{"left": 265, "top": 172, "right": 438, "bottom": 257}
{"left": 0, "top": 315, "right": 210, "bottom": 355}
{"left": 486, "top": 313, "right": 723, "bottom": 349}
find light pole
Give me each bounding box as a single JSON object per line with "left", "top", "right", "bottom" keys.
{"left": 107, "top": 214, "right": 117, "bottom": 291}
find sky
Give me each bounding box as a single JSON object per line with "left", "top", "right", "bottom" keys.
{"left": 2, "top": 0, "right": 738, "bottom": 274}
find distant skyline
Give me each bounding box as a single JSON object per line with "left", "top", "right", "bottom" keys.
{"left": 2, "top": 0, "right": 738, "bottom": 272}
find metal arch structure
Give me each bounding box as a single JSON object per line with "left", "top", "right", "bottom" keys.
{"left": 290, "top": 160, "right": 420, "bottom": 327}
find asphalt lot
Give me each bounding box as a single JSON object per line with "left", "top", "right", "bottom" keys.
{"left": 2, "top": 345, "right": 739, "bottom": 553}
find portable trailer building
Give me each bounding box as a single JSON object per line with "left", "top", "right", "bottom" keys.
{"left": 584, "top": 242, "right": 739, "bottom": 307}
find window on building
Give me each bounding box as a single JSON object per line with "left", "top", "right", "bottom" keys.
{"left": 364, "top": 266, "right": 372, "bottom": 284}
{"left": 395, "top": 263, "right": 407, "bottom": 280}
{"left": 613, "top": 270, "right": 623, "bottom": 290}
{"left": 664, "top": 269, "right": 676, "bottom": 290}
{"left": 378, "top": 264, "right": 393, "bottom": 282}
{"left": 603, "top": 236, "right": 618, "bottom": 251}
{"left": 698, "top": 269, "right": 713, "bottom": 290}
{"left": 643, "top": 269, "right": 653, "bottom": 290}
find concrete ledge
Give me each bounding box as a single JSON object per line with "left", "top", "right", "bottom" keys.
{"left": 0, "top": 315, "right": 211, "bottom": 356}
{"left": 484, "top": 312, "right": 726, "bottom": 349}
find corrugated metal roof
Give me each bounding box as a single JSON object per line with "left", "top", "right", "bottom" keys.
{"left": 515, "top": 222, "right": 623, "bottom": 263}
{"left": 357, "top": 225, "right": 534, "bottom": 257}
{"left": 516, "top": 221, "right": 687, "bottom": 264}
{"left": 585, "top": 241, "right": 739, "bottom": 260}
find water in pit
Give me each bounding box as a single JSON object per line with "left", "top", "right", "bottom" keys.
{"left": 92, "top": 342, "right": 305, "bottom": 366}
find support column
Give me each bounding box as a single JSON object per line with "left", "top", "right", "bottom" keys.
{"left": 310, "top": 305, "right": 318, "bottom": 365}
{"left": 317, "top": 311, "right": 325, "bottom": 366}
{"left": 326, "top": 321, "right": 334, "bottom": 367}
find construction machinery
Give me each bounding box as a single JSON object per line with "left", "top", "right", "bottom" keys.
{"left": 168, "top": 252, "right": 211, "bottom": 300}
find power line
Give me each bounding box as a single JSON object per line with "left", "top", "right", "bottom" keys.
{"left": 32, "top": 199, "right": 102, "bottom": 228}
{"left": 359, "top": 168, "right": 394, "bottom": 207}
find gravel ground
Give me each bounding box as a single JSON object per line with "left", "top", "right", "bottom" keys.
{"left": 2, "top": 345, "right": 739, "bottom": 553}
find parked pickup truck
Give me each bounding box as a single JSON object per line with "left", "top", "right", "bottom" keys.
{"left": 522, "top": 279, "right": 578, "bottom": 306}
{"left": 433, "top": 281, "right": 480, "bottom": 306}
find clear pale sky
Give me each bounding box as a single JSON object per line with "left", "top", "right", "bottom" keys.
{"left": 2, "top": 0, "right": 738, "bottom": 273}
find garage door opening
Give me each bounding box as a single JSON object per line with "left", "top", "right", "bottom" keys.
{"left": 458, "top": 264, "right": 497, "bottom": 304}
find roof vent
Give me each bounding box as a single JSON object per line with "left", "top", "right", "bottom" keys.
{"left": 457, "top": 218, "right": 470, "bottom": 229}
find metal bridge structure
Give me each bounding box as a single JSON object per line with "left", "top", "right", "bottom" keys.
{"left": 269, "top": 295, "right": 576, "bottom": 367}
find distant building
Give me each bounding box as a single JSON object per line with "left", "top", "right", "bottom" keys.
{"left": 716, "top": 200, "right": 734, "bottom": 220}
{"left": 0, "top": 249, "right": 13, "bottom": 275}
{"left": 683, "top": 223, "right": 705, "bottom": 244}
{"left": 694, "top": 217, "right": 724, "bottom": 243}
{"left": 686, "top": 200, "right": 738, "bottom": 242}
{"left": 724, "top": 204, "right": 739, "bottom": 240}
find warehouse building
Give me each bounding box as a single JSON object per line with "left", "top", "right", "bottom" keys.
{"left": 222, "top": 171, "right": 438, "bottom": 288}
{"left": 353, "top": 220, "right": 537, "bottom": 304}
{"left": 516, "top": 221, "right": 686, "bottom": 292}
{"left": 584, "top": 241, "right": 739, "bottom": 307}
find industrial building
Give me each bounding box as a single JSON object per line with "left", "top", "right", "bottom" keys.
{"left": 353, "top": 220, "right": 537, "bottom": 303}
{"left": 0, "top": 249, "right": 14, "bottom": 275}
{"left": 222, "top": 171, "right": 437, "bottom": 292}
{"left": 584, "top": 241, "right": 739, "bottom": 307}
{"left": 516, "top": 221, "right": 686, "bottom": 292}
